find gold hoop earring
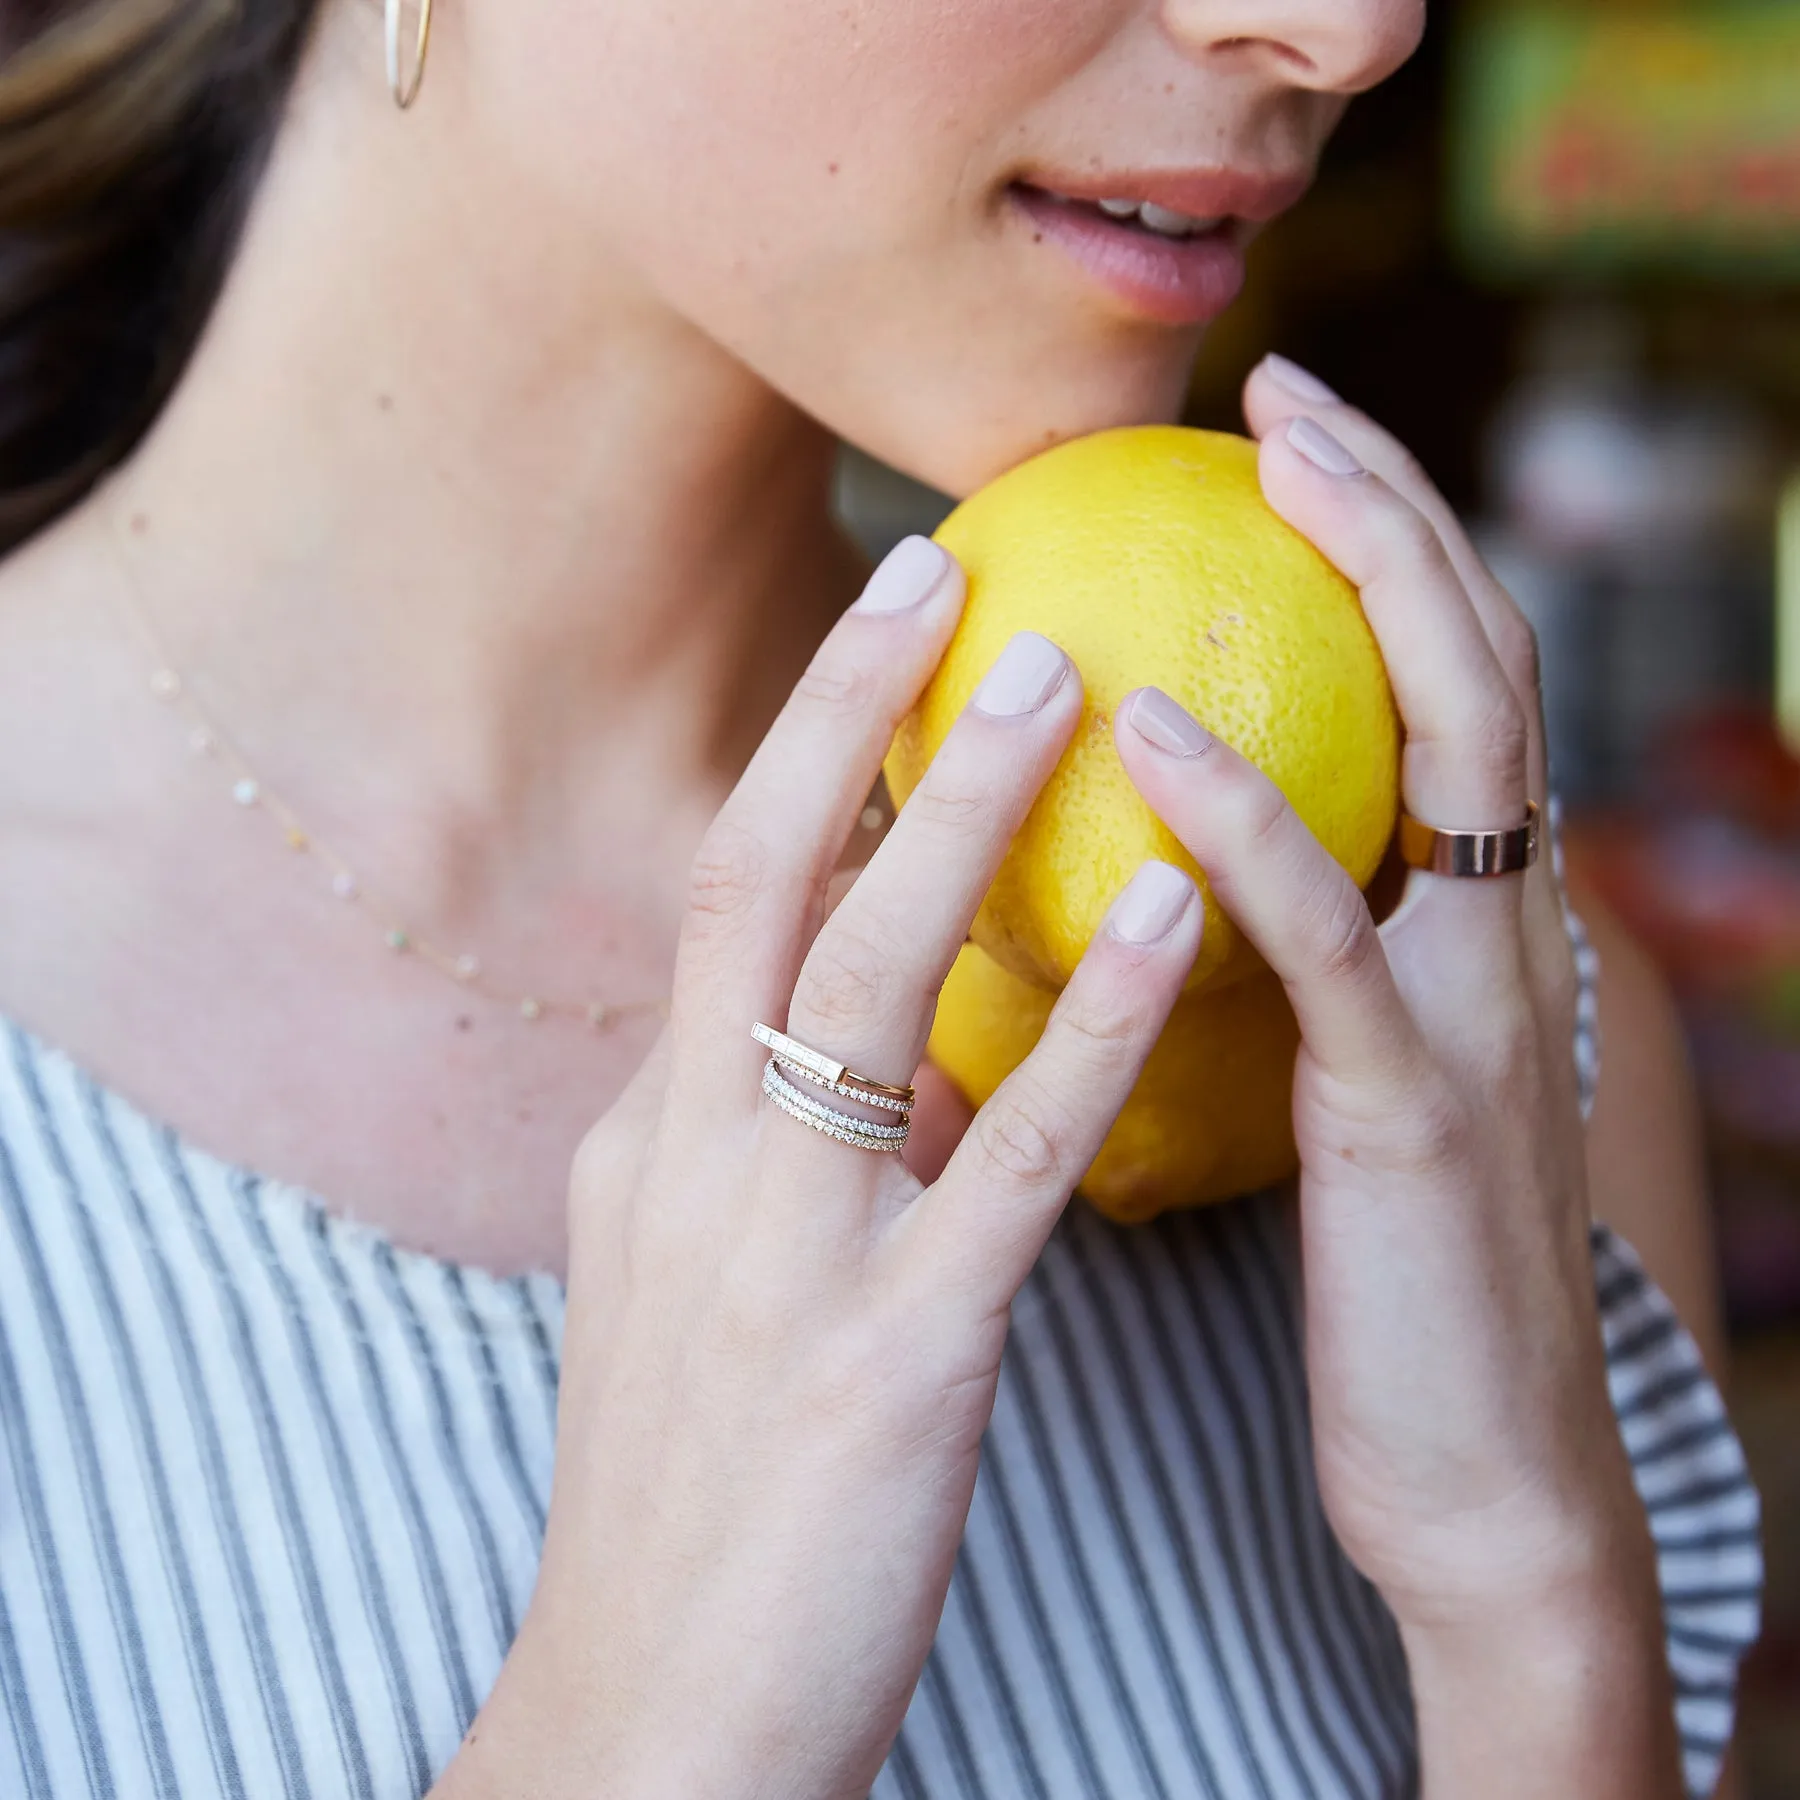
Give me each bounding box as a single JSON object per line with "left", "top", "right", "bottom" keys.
{"left": 385, "top": 0, "right": 432, "bottom": 109}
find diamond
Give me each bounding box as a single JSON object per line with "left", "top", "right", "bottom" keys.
{"left": 232, "top": 778, "right": 259, "bottom": 806}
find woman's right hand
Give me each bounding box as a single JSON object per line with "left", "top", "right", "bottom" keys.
{"left": 436, "top": 537, "right": 1203, "bottom": 1800}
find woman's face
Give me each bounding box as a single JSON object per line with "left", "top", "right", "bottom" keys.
{"left": 471, "top": 0, "right": 1424, "bottom": 496}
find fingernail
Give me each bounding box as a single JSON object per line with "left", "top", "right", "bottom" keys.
{"left": 972, "top": 631, "right": 1068, "bottom": 718}
{"left": 1107, "top": 861, "right": 1196, "bottom": 946}
{"left": 1126, "top": 687, "right": 1214, "bottom": 758}
{"left": 852, "top": 535, "right": 953, "bottom": 613}
{"left": 1285, "top": 415, "right": 1364, "bottom": 478}
{"left": 1260, "top": 353, "right": 1340, "bottom": 404}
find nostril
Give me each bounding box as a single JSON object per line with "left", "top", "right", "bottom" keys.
{"left": 1210, "top": 36, "right": 1321, "bottom": 78}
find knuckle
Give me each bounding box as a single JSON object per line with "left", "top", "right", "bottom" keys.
{"left": 974, "top": 1081, "right": 1067, "bottom": 1190}
{"left": 1377, "top": 496, "right": 1452, "bottom": 574}
{"left": 1303, "top": 878, "right": 1380, "bottom": 986}
{"left": 797, "top": 923, "right": 896, "bottom": 1029}
{"left": 1054, "top": 988, "right": 1142, "bottom": 1058}
{"left": 1492, "top": 606, "right": 1542, "bottom": 700}
{"left": 1471, "top": 689, "right": 1531, "bottom": 795}
{"left": 1397, "top": 1079, "right": 1473, "bottom": 1178}
{"left": 685, "top": 820, "right": 768, "bottom": 924}
{"left": 1538, "top": 939, "right": 1583, "bottom": 1039}
{"left": 793, "top": 653, "right": 880, "bottom": 718}
{"left": 1487, "top": 1005, "right": 1545, "bottom": 1095}
{"left": 1219, "top": 767, "right": 1291, "bottom": 854}
{"left": 904, "top": 775, "right": 988, "bottom": 838}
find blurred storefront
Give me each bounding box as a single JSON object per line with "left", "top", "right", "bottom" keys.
{"left": 842, "top": 1, "right": 1800, "bottom": 1787}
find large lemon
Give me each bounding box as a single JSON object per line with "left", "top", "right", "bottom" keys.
{"left": 885, "top": 425, "right": 1399, "bottom": 998}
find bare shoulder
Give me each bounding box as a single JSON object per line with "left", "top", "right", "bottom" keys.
{"left": 1570, "top": 876, "right": 1727, "bottom": 1377}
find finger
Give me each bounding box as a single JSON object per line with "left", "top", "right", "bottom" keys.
{"left": 1243, "top": 355, "right": 1547, "bottom": 798}
{"left": 894, "top": 861, "right": 1202, "bottom": 1303}
{"left": 1244, "top": 356, "right": 1565, "bottom": 959}
{"left": 674, "top": 537, "right": 963, "bottom": 1095}
{"left": 1115, "top": 688, "right": 1431, "bottom": 1087}
{"left": 1257, "top": 418, "right": 1531, "bottom": 876}
{"left": 783, "top": 631, "right": 1080, "bottom": 1091}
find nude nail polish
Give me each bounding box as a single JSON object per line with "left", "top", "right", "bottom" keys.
{"left": 1126, "top": 687, "right": 1214, "bottom": 758}
{"left": 1285, "top": 416, "right": 1364, "bottom": 479}
{"left": 1260, "top": 353, "right": 1341, "bottom": 404}
{"left": 1108, "top": 862, "right": 1195, "bottom": 946}
{"left": 972, "top": 632, "right": 1069, "bottom": 717}
{"left": 852, "top": 535, "right": 953, "bottom": 612}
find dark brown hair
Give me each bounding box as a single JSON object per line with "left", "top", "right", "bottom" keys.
{"left": 0, "top": 0, "right": 323, "bottom": 554}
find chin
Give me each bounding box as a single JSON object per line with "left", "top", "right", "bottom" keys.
{"left": 841, "top": 337, "right": 1203, "bottom": 502}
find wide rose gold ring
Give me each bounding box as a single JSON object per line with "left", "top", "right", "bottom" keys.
{"left": 1397, "top": 801, "right": 1540, "bottom": 878}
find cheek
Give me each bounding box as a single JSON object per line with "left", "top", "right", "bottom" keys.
{"left": 486, "top": 2, "right": 1078, "bottom": 255}
{"left": 473, "top": 0, "right": 1184, "bottom": 490}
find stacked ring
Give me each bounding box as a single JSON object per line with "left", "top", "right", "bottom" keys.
{"left": 751, "top": 1022, "right": 915, "bottom": 1154}
{"left": 751, "top": 1022, "right": 916, "bottom": 1112}
{"left": 760, "top": 1062, "right": 911, "bottom": 1153}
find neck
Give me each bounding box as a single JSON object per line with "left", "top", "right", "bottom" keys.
{"left": 84, "top": 13, "right": 865, "bottom": 901}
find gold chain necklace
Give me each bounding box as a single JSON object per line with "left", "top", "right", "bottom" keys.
{"left": 109, "top": 508, "right": 669, "bottom": 1031}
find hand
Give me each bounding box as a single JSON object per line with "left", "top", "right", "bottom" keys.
{"left": 1112, "top": 361, "right": 1680, "bottom": 1795}
{"left": 442, "top": 539, "right": 1202, "bottom": 1799}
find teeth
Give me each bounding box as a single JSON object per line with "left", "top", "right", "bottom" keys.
{"left": 1137, "top": 201, "right": 1221, "bottom": 237}
{"left": 1096, "top": 197, "right": 1141, "bottom": 218}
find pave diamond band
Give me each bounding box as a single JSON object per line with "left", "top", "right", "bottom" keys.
{"left": 761, "top": 1062, "right": 911, "bottom": 1153}
{"left": 750, "top": 1022, "right": 916, "bottom": 1111}
{"left": 771, "top": 1053, "right": 913, "bottom": 1114}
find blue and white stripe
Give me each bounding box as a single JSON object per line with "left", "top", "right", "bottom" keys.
{"left": 0, "top": 1018, "right": 1761, "bottom": 1798}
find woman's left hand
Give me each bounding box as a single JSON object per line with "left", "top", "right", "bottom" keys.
{"left": 1113, "top": 359, "right": 1682, "bottom": 1798}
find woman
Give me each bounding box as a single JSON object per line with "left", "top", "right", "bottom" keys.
{"left": 0, "top": 0, "right": 1761, "bottom": 1795}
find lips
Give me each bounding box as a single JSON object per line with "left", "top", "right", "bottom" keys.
{"left": 1025, "top": 166, "right": 1315, "bottom": 228}
{"left": 1010, "top": 165, "right": 1313, "bottom": 327}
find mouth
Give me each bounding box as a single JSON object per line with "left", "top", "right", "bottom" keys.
{"left": 1009, "top": 166, "right": 1312, "bottom": 327}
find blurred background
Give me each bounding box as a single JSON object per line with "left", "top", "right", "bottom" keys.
{"left": 837, "top": 0, "right": 1800, "bottom": 1789}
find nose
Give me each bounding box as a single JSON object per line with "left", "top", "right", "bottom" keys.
{"left": 1161, "top": 0, "right": 1426, "bottom": 95}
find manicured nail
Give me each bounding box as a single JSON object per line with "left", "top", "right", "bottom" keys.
{"left": 1260, "top": 353, "right": 1340, "bottom": 404}
{"left": 1126, "top": 687, "right": 1214, "bottom": 758}
{"left": 1107, "top": 861, "right": 1196, "bottom": 946}
{"left": 852, "top": 535, "right": 954, "bottom": 613}
{"left": 1286, "top": 415, "right": 1364, "bottom": 478}
{"left": 972, "top": 631, "right": 1068, "bottom": 718}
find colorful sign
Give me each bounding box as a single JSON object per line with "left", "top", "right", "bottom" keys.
{"left": 1451, "top": 5, "right": 1800, "bottom": 279}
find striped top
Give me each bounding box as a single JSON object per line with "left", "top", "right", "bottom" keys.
{"left": 0, "top": 1016, "right": 1761, "bottom": 1800}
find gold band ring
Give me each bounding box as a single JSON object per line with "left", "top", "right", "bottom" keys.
{"left": 750, "top": 1023, "right": 916, "bottom": 1112}
{"left": 1397, "top": 801, "right": 1540, "bottom": 878}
